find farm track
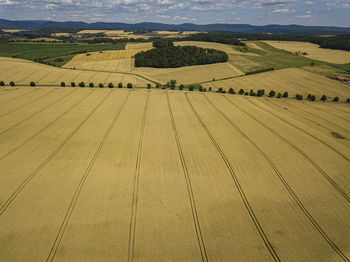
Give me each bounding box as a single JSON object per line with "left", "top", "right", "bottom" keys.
{"left": 166, "top": 92, "right": 208, "bottom": 262}
{"left": 0, "top": 90, "right": 112, "bottom": 217}
{"left": 207, "top": 94, "right": 349, "bottom": 261}
{"left": 46, "top": 91, "right": 131, "bottom": 262}
{"left": 127, "top": 91, "right": 149, "bottom": 262}
{"left": 0, "top": 89, "right": 76, "bottom": 137}
{"left": 246, "top": 98, "right": 350, "bottom": 162}
{"left": 185, "top": 93, "right": 280, "bottom": 262}
{"left": 242, "top": 97, "right": 350, "bottom": 202}
{"left": 0, "top": 89, "right": 56, "bottom": 118}
{"left": 0, "top": 89, "right": 37, "bottom": 105}
{"left": 0, "top": 90, "right": 92, "bottom": 161}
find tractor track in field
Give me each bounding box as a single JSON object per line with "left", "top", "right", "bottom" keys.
{"left": 17, "top": 68, "right": 40, "bottom": 83}
{"left": 248, "top": 98, "right": 350, "bottom": 163}
{"left": 185, "top": 93, "right": 280, "bottom": 262}
{"left": 0, "top": 89, "right": 76, "bottom": 137}
{"left": 0, "top": 89, "right": 56, "bottom": 118}
{"left": 166, "top": 92, "right": 209, "bottom": 262}
{"left": 207, "top": 94, "right": 349, "bottom": 261}
{"left": 46, "top": 91, "right": 131, "bottom": 262}
{"left": 127, "top": 91, "right": 149, "bottom": 262}
{"left": 306, "top": 103, "right": 350, "bottom": 125}
{"left": 0, "top": 89, "right": 37, "bottom": 105}
{"left": 242, "top": 97, "right": 350, "bottom": 202}
{"left": 0, "top": 90, "right": 112, "bottom": 217}
{"left": 0, "top": 90, "right": 93, "bottom": 162}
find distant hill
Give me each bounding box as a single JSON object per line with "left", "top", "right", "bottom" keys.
{"left": 1, "top": 19, "right": 350, "bottom": 35}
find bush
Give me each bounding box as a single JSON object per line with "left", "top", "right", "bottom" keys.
{"left": 321, "top": 95, "right": 327, "bottom": 101}
{"left": 346, "top": 98, "right": 350, "bottom": 103}
{"left": 179, "top": 84, "right": 184, "bottom": 90}
{"left": 333, "top": 96, "right": 339, "bottom": 102}
{"left": 217, "top": 87, "right": 224, "bottom": 93}
{"left": 71, "top": 82, "right": 75, "bottom": 87}
{"left": 208, "top": 87, "right": 212, "bottom": 92}
{"left": 79, "top": 82, "right": 85, "bottom": 87}
{"left": 99, "top": 83, "right": 104, "bottom": 88}
{"left": 239, "top": 88, "right": 245, "bottom": 95}
{"left": 228, "top": 88, "right": 235, "bottom": 94}
{"left": 0, "top": 81, "right": 5, "bottom": 86}
{"left": 250, "top": 89, "right": 256, "bottom": 96}
{"left": 276, "top": 93, "right": 282, "bottom": 98}
{"left": 269, "top": 90, "right": 276, "bottom": 97}
{"left": 199, "top": 86, "right": 203, "bottom": 92}
{"left": 203, "top": 88, "right": 207, "bottom": 92}
{"left": 296, "top": 94, "right": 303, "bottom": 100}
{"left": 108, "top": 83, "right": 114, "bottom": 88}
{"left": 127, "top": 83, "right": 133, "bottom": 89}
{"left": 30, "top": 81, "right": 36, "bottom": 87}
{"left": 147, "top": 84, "right": 151, "bottom": 89}
{"left": 156, "top": 83, "right": 161, "bottom": 89}
{"left": 89, "top": 82, "right": 94, "bottom": 88}
{"left": 309, "top": 95, "right": 316, "bottom": 101}
{"left": 244, "top": 92, "right": 249, "bottom": 96}
{"left": 10, "top": 81, "right": 15, "bottom": 87}
{"left": 189, "top": 85, "right": 194, "bottom": 91}
{"left": 61, "top": 82, "right": 65, "bottom": 87}
{"left": 282, "top": 91, "right": 288, "bottom": 98}
{"left": 118, "top": 82, "right": 123, "bottom": 88}
{"left": 257, "top": 89, "right": 263, "bottom": 97}
{"left": 261, "top": 89, "right": 265, "bottom": 96}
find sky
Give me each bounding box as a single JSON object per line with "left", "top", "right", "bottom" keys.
{"left": 0, "top": 0, "right": 349, "bottom": 27}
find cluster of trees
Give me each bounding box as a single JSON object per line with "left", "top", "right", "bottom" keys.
{"left": 66, "top": 81, "right": 133, "bottom": 88}
{"left": 152, "top": 39, "right": 174, "bottom": 48}
{"left": 135, "top": 45, "right": 228, "bottom": 68}
{"left": 178, "top": 33, "right": 245, "bottom": 46}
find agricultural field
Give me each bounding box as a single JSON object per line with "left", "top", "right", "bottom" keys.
{"left": 202, "top": 68, "right": 350, "bottom": 98}
{"left": 264, "top": 41, "right": 350, "bottom": 64}
{"left": 0, "top": 87, "right": 349, "bottom": 261}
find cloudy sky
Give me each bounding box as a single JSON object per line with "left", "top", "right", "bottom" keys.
{"left": 0, "top": 0, "right": 349, "bottom": 26}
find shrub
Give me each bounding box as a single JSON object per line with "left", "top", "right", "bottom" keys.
{"left": 203, "top": 88, "right": 207, "bottom": 92}
{"left": 199, "top": 86, "right": 203, "bottom": 92}
{"left": 257, "top": 90, "right": 263, "bottom": 97}
{"left": 296, "top": 94, "right": 303, "bottom": 100}
{"left": 217, "top": 87, "right": 224, "bottom": 93}
{"left": 208, "top": 87, "right": 212, "bottom": 92}
{"left": 346, "top": 98, "right": 350, "bottom": 103}
{"left": 79, "top": 82, "right": 85, "bottom": 87}
{"left": 244, "top": 92, "right": 249, "bottom": 96}
{"left": 0, "top": 81, "right": 5, "bottom": 86}
{"left": 276, "top": 93, "right": 282, "bottom": 98}
{"left": 156, "top": 83, "right": 161, "bottom": 89}
{"left": 61, "top": 82, "right": 65, "bottom": 87}
{"left": 170, "top": 79, "right": 177, "bottom": 88}
{"left": 71, "top": 82, "right": 75, "bottom": 87}
{"left": 30, "top": 81, "right": 36, "bottom": 87}
{"left": 179, "top": 84, "right": 184, "bottom": 90}
{"left": 239, "top": 88, "right": 245, "bottom": 95}
{"left": 250, "top": 89, "right": 256, "bottom": 96}
{"left": 228, "top": 88, "right": 235, "bottom": 94}
{"left": 99, "top": 83, "right": 104, "bottom": 88}
{"left": 89, "top": 82, "right": 94, "bottom": 88}
{"left": 189, "top": 85, "right": 194, "bottom": 91}
{"left": 269, "top": 90, "right": 276, "bottom": 97}
{"left": 310, "top": 61, "right": 315, "bottom": 67}
{"left": 333, "top": 96, "right": 339, "bottom": 102}
{"left": 147, "top": 84, "right": 152, "bottom": 89}
{"left": 309, "top": 95, "right": 316, "bottom": 101}
{"left": 282, "top": 91, "right": 288, "bottom": 98}
{"left": 108, "top": 83, "right": 114, "bottom": 88}
{"left": 261, "top": 89, "right": 265, "bottom": 96}
{"left": 127, "top": 83, "right": 133, "bottom": 89}
{"left": 118, "top": 82, "right": 123, "bottom": 88}
{"left": 321, "top": 95, "right": 327, "bottom": 101}
{"left": 10, "top": 81, "right": 15, "bottom": 87}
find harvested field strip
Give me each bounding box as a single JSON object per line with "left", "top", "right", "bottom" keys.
{"left": 248, "top": 99, "right": 350, "bottom": 162}
{"left": 205, "top": 94, "right": 349, "bottom": 260}
{"left": 0, "top": 89, "right": 75, "bottom": 137}
{"left": 127, "top": 92, "right": 148, "bottom": 262}
{"left": 166, "top": 92, "right": 208, "bottom": 262}
{"left": 46, "top": 91, "right": 131, "bottom": 262}
{"left": 0, "top": 90, "right": 112, "bottom": 217}
{"left": 305, "top": 103, "right": 350, "bottom": 125}
{"left": 185, "top": 93, "right": 280, "bottom": 261}
{"left": 0, "top": 88, "right": 37, "bottom": 105}
{"left": 0, "top": 89, "right": 55, "bottom": 118}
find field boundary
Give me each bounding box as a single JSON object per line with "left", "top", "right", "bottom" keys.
{"left": 0, "top": 89, "right": 38, "bottom": 105}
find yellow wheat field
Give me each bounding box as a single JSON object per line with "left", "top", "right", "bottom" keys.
{"left": 264, "top": 41, "right": 350, "bottom": 64}
{"left": 203, "top": 68, "right": 350, "bottom": 98}
{"left": 0, "top": 87, "right": 349, "bottom": 261}
{"left": 125, "top": 42, "right": 153, "bottom": 50}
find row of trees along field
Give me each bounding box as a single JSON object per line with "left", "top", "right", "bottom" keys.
{"left": 135, "top": 39, "right": 228, "bottom": 68}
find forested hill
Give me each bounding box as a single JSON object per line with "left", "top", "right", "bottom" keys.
{"left": 1, "top": 19, "right": 350, "bottom": 35}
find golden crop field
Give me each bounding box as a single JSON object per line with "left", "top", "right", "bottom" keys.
{"left": 125, "top": 42, "right": 153, "bottom": 50}
{"left": 2, "top": 29, "right": 25, "bottom": 33}
{"left": 0, "top": 87, "right": 349, "bottom": 261}
{"left": 264, "top": 41, "right": 350, "bottom": 64}
{"left": 203, "top": 68, "right": 350, "bottom": 98}
{"left": 0, "top": 57, "right": 150, "bottom": 87}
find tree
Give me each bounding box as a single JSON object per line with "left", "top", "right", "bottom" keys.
{"left": 189, "top": 85, "right": 194, "bottom": 91}
{"left": 321, "top": 95, "right": 327, "bottom": 101}
{"left": 108, "top": 83, "right": 114, "bottom": 88}
{"left": 217, "top": 87, "right": 224, "bottom": 93}
{"left": 309, "top": 95, "right": 316, "bottom": 101}
{"left": 244, "top": 92, "right": 249, "bottom": 96}
{"left": 333, "top": 96, "right": 339, "bottom": 102}
{"left": 179, "top": 84, "right": 184, "bottom": 90}
{"left": 239, "top": 88, "right": 245, "bottom": 95}
{"left": 71, "top": 82, "right": 75, "bottom": 87}
{"left": 296, "top": 94, "right": 303, "bottom": 100}
{"left": 127, "top": 83, "right": 133, "bottom": 89}
{"left": 257, "top": 89, "right": 263, "bottom": 97}
{"left": 250, "top": 89, "right": 256, "bottom": 96}
{"left": 118, "top": 82, "right": 123, "bottom": 88}
{"left": 30, "top": 81, "right": 36, "bottom": 87}
{"left": 10, "top": 81, "right": 15, "bottom": 87}
{"left": 208, "top": 87, "right": 212, "bottom": 92}
{"left": 99, "top": 83, "right": 104, "bottom": 88}
{"left": 229, "top": 88, "right": 235, "bottom": 94}
{"left": 0, "top": 81, "right": 5, "bottom": 86}
{"left": 203, "top": 88, "right": 207, "bottom": 92}
{"left": 61, "top": 82, "right": 65, "bottom": 87}
{"left": 156, "top": 83, "right": 161, "bottom": 89}
{"left": 199, "top": 86, "right": 203, "bottom": 92}
{"left": 170, "top": 79, "right": 177, "bottom": 88}
{"left": 147, "top": 84, "right": 152, "bottom": 89}
{"left": 89, "top": 82, "right": 94, "bottom": 88}
{"left": 276, "top": 93, "right": 282, "bottom": 98}
{"left": 261, "top": 89, "right": 265, "bottom": 96}
{"left": 346, "top": 98, "right": 350, "bottom": 103}
{"left": 152, "top": 39, "right": 174, "bottom": 48}
{"left": 79, "top": 82, "right": 85, "bottom": 87}
{"left": 269, "top": 90, "right": 276, "bottom": 97}
{"left": 310, "top": 61, "right": 315, "bottom": 67}
{"left": 282, "top": 91, "right": 288, "bottom": 98}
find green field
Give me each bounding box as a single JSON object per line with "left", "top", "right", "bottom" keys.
{"left": 0, "top": 42, "right": 126, "bottom": 66}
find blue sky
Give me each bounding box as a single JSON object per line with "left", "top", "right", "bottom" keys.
{"left": 0, "top": 0, "right": 349, "bottom": 27}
